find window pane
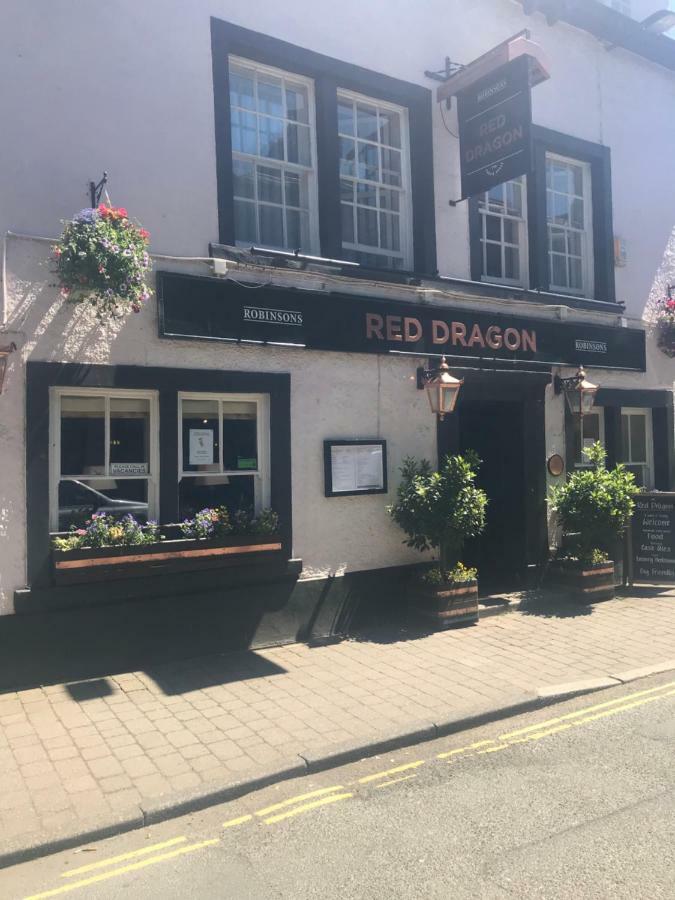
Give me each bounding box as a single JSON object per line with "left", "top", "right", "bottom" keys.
{"left": 571, "top": 197, "right": 584, "bottom": 229}
{"left": 621, "top": 415, "right": 630, "bottom": 461}
{"left": 381, "top": 148, "right": 401, "bottom": 186}
{"left": 551, "top": 253, "right": 567, "bottom": 287}
{"left": 548, "top": 192, "right": 570, "bottom": 225}
{"left": 232, "top": 159, "right": 255, "bottom": 199}
{"left": 379, "top": 188, "right": 399, "bottom": 212}
{"left": 357, "top": 141, "right": 379, "bottom": 181}
{"left": 357, "top": 207, "right": 378, "bottom": 246}
{"left": 179, "top": 475, "right": 255, "bottom": 522}
{"left": 569, "top": 257, "right": 583, "bottom": 291}
{"left": 60, "top": 396, "right": 105, "bottom": 477}
{"left": 341, "top": 203, "right": 354, "bottom": 243}
{"left": 257, "top": 166, "right": 282, "bottom": 204}
{"left": 286, "top": 208, "right": 309, "bottom": 250}
{"left": 259, "top": 116, "right": 284, "bottom": 160}
{"left": 505, "top": 246, "right": 519, "bottom": 281}
{"left": 284, "top": 171, "right": 301, "bottom": 209}
{"left": 285, "top": 83, "right": 309, "bottom": 124}
{"left": 234, "top": 200, "right": 257, "bottom": 244}
{"left": 356, "top": 104, "right": 378, "bottom": 141}
{"left": 486, "top": 183, "right": 505, "bottom": 210}
{"left": 506, "top": 180, "right": 522, "bottom": 216}
{"left": 257, "top": 75, "right": 283, "bottom": 117}
{"left": 222, "top": 402, "right": 257, "bottom": 471}
{"left": 259, "top": 204, "right": 284, "bottom": 247}
{"left": 572, "top": 164, "right": 584, "bottom": 196}
{"left": 229, "top": 67, "right": 255, "bottom": 110}
{"left": 58, "top": 479, "right": 148, "bottom": 532}
{"left": 379, "top": 211, "right": 400, "bottom": 252}
{"left": 567, "top": 231, "right": 582, "bottom": 257}
{"left": 630, "top": 415, "right": 647, "bottom": 463}
{"left": 356, "top": 181, "right": 377, "bottom": 207}
{"left": 549, "top": 227, "right": 566, "bottom": 254}
{"left": 503, "top": 218, "right": 518, "bottom": 245}
{"left": 485, "top": 215, "right": 501, "bottom": 242}
{"left": 485, "top": 243, "right": 501, "bottom": 278}
{"left": 339, "top": 138, "right": 356, "bottom": 177}
{"left": 286, "top": 122, "right": 311, "bottom": 166}
{"left": 230, "top": 109, "right": 257, "bottom": 155}
{"left": 110, "top": 398, "right": 150, "bottom": 472}
{"left": 337, "top": 100, "right": 354, "bottom": 136}
{"left": 340, "top": 178, "right": 353, "bottom": 203}
{"left": 182, "top": 399, "right": 219, "bottom": 474}
{"left": 379, "top": 109, "right": 401, "bottom": 148}
{"left": 583, "top": 413, "right": 600, "bottom": 443}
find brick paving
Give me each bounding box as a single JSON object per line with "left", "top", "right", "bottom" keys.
{"left": 1, "top": 588, "right": 675, "bottom": 846}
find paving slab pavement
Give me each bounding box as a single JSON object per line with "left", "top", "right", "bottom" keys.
{"left": 1, "top": 586, "right": 674, "bottom": 866}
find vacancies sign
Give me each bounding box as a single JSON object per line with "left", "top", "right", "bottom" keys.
{"left": 457, "top": 55, "right": 532, "bottom": 199}
{"left": 158, "top": 272, "right": 646, "bottom": 372}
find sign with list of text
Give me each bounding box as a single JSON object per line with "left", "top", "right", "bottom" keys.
{"left": 631, "top": 493, "right": 675, "bottom": 583}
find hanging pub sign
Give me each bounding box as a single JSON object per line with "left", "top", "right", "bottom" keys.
{"left": 457, "top": 54, "right": 533, "bottom": 199}
{"left": 158, "top": 272, "right": 647, "bottom": 372}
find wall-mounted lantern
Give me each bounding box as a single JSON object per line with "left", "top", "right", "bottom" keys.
{"left": 553, "top": 366, "right": 598, "bottom": 422}
{"left": 0, "top": 342, "right": 17, "bottom": 394}
{"left": 417, "top": 356, "right": 464, "bottom": 420}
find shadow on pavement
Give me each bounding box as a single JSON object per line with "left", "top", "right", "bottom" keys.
{"left": 517, "top": 588, "right": 594, "bottom": 618}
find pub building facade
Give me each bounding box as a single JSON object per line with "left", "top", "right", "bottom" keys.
{"left": 0, "top": 0, "right": 674, "bottom": 654}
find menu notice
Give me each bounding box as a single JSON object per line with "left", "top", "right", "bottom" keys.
{"left": 631, "top": 493, "right": 675, "bottom": 583}
{"left": 325, "top": 440, "right": 387, "bottom": 497}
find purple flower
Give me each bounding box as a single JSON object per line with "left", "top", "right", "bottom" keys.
{"left": 73, "top": 208, "right": 98, "bottom": 224}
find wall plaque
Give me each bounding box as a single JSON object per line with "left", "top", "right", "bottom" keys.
{"left": 324, "top": 440, "right": 387, "bottom": 497}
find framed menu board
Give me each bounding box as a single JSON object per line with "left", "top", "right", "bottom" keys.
{"left": 324, "top": 440, "right": 387, "bottom": 497}
{"left": 630, "top": 493, "right": 675, "bottom": 583}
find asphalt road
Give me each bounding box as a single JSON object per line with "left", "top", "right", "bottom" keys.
{"left": 5, "top": 672, "right": 675, "bottom": 900}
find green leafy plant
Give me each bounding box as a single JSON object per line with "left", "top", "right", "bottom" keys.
{"left": 52, "top": 514, "right": 158, "bottom": 550}
{"left": 549, "top": 442, "right": 637, "bottom": 563}
{"left": 53, "top": 204, "right": 151, "bottom": 319}
{"left": 388, "top": 453, "right": 487, "bottom": 580}
{"left": 420, "top": 562, "right": 477, "bottom": 586}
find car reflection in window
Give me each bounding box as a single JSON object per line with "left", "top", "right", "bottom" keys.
{"left": 58, "top": 479, "right": 148, "bottom": 531}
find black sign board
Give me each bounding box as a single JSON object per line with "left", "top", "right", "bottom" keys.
{"left": 630, "top": 493, "right": 675, "bottom": 583}
{"left": 457, "top": 55, "right": 532, "bottom": 199}
{"left": 157, "top": 272, "right": 647, "bottom": 372}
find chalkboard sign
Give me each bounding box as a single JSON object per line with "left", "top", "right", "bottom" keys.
{"left": 630, "top": 493, "right": 675, "bottom": 583}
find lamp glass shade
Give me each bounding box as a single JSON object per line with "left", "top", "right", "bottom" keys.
{"left": 564, "top": 371, "right": 598, "bottom": 416}
{"left": 424, "top": 362, "right": 463, "bottom": 419}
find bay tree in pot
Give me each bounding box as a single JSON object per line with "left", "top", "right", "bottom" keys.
{"left": 549, "top": 442, "right": 638, "bottom": 601}
{"left": 388, "top": 453, "right": 488, "bottom": 627}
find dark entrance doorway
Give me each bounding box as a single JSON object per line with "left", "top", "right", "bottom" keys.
{"left": 459, "top": 401, "right": 526, "bottom": 588}
{"left": 436, "top": 373, "right": 548, "bottom": 591}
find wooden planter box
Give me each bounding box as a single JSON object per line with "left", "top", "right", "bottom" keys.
{"left": 51, "top": 533, "right": 284, "bottom": 585}
{"left": 413, "top": 579, "right": 479, "bottom": 628}
{"left": 549, "top": 559, "right": 615, "bottom": 603}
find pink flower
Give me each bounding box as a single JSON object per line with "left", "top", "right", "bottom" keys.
{"left": 76, "top": 529, "right": 86, "bottom": 535}
{"left": 131, "top": 303, "right": 141, "bottom": 313}
{"left": 60, "top": 287, "right": 71, "bottom": 298}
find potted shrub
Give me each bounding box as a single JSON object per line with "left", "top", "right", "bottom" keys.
{"left": 51, "top": 507, "right": 283, "bottom": 584}
{"left": 548, "top": 442, "right": 638, "bottom": 601}
{"left": 388, "top": 453, "right": 488, "bottom": 627}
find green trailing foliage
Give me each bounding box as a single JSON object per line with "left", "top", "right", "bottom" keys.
{"left": 549, "top": 442, "right": 637, "bottom": 563}
{"left": 388, "top": 453, "right": 487, "bottom": 580}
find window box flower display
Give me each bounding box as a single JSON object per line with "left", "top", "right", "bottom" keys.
{"left": 53, "top": 205, "right": 152, "bottom": 319}
{"left": 51, "top": 509, "right": 282, "bottom": 585}
{"left": 388, "top": 454, "right": 487, "bottom": 628}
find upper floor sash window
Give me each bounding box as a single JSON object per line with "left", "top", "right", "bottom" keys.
{"left": 337, "top": 91, "right": 413, "bottom": 270}
{"left": 229, "top": 57, "right": 319, "bottom": 253}
{"left": 478, "top": 177, "right": 528, "bottom": 287}
{"left": 546, "top": 153, "right": 594, "bottom": 297}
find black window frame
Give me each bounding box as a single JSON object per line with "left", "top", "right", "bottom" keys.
{"left": 210, "top": 17, "right": 436, "bottom": 276}
{"left": 469, "top": 126, "right": 616, "bottom": 307}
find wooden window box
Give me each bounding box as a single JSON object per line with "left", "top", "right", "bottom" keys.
{"left": 51, "top": 533, "right": 284, "bottom": 585}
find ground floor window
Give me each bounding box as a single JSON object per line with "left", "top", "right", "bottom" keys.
{"left": 620, "top": 408, "right": 653, "bottom": 488}
{"left": 178, "top": 393, "right": 270, "bottom": 520}
{"left": 572, "top": 408, "right": 605, "bottom": 467}
{"left": 50, "top": 389, "right": 159, "bottom": 531}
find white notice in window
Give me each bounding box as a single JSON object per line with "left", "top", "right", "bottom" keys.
{"left": 189, "top": 429, "right": 214, "bottom": 465}
{"left": 330, "top": 444, "right": 384, "bottom": 493}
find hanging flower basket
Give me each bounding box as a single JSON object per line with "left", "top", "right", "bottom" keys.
{"left": 53, "top": 205, "right": 152, "bottom": 318}
{"left": 657, "top": 320, "right": 675, "bottom": 357}
{"left": 655, "top": 295, "right": 675, "bottom": 357}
